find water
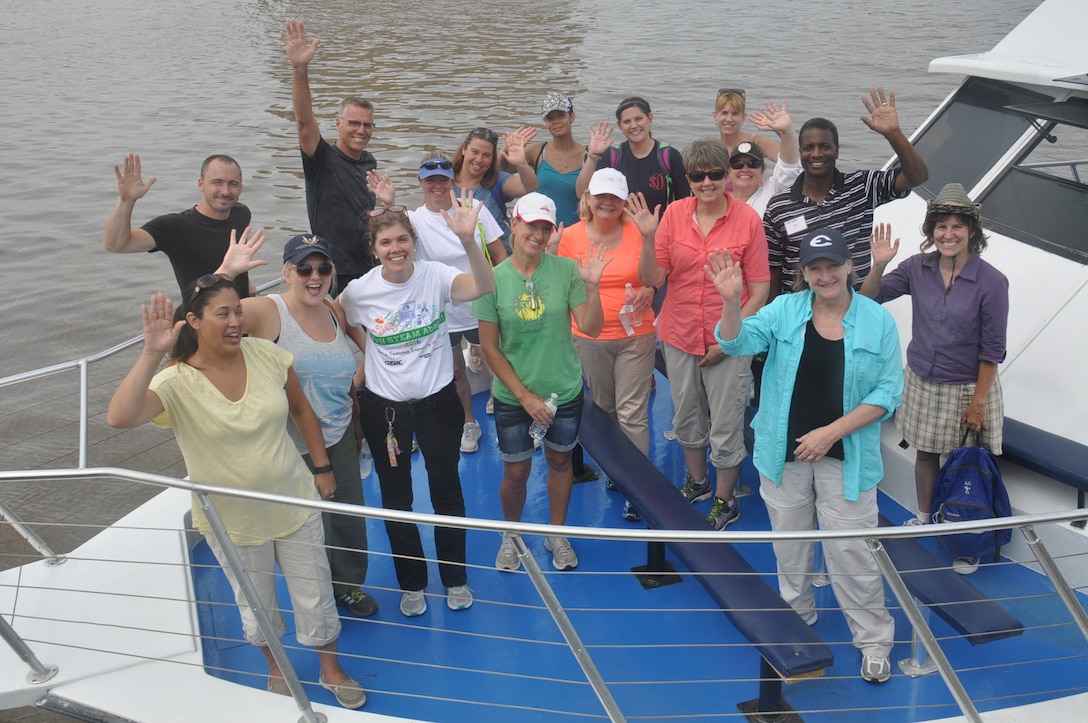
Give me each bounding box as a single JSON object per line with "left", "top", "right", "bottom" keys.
{"left": 1, "top": 0, "right": 1038, "bottom": 374}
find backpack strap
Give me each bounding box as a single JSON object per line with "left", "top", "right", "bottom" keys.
{"left": 656, "top": 141, "right": 675, "bottom": 204}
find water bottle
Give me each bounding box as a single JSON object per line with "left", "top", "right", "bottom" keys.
{"left": 529, "top": 393, "right": 559, "bottom": 443}
{"left": 619, "top": 283, "right": 642, "bottom": 336}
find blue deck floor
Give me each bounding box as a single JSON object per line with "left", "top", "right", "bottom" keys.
{"left": 191, "top": 373, "right": 1088, "bottom": 721}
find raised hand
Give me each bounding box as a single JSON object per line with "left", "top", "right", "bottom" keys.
{"left": 869, "top": 222, "right": 900, "bottom": 267}
{"left": 441, "top": 188, "right": 483, "bottom": 241}
{"left": 281, "top": 19, "right": 319, "bottom": 68}
{"left": 749, "top": 101, "right": 792, "bottom": 133}
{"left": 367, "top": 170, "right": 396, "bottom": 206}
{"left": 705, "top": 248, "right": 744, "bottom": 301}
{"left": 114, "top": 153, "right": 156, "bottom": 202}
{"left": 624, "top": 192, "right": 661, "bottom": 237}
{"left": 577, "top": 242, "right": 613, "bottom": 285}
{"left": 141, "top": 293, "right": 184, "bottom": 357}
{"left": 545, "top": 222, "right": 566, "bottom": 255}
{"left": 860, "top": 87, "right": 901, "bottom": 136}
{"left": 587, "top": 121, "right": 615, "bottom": 155}
{"left": 219, "top": 227, "right": 268, "bottom": 279}
{"left": 500, "top": 129, "right": 529, "bottom": 167}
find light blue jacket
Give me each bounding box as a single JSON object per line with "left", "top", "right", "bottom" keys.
{"left": 716, "top": 290, "right": 903, "bottom": 501}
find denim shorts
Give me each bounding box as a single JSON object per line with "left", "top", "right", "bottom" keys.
{"left": 493, "top": 390, "right": 583, "bottom": 462}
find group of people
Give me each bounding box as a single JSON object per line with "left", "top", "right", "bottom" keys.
{"left": 102, "top": 18, "right": 1010, "bottom": 701}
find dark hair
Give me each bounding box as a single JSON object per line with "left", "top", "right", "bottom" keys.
{"left": 200, "top": 154, "right": 241, "bottom": 179}
{"left": 452, "top": 128, "right": 500, "bottom": 190}
{"left": 615, "top": 96, "right": 651, "bottom": 121}
{"left": 799, "top": 117, "right": 839, "bottom": 148}
{"left": 920, "top": 213, "right": 989, "bottom": 254}
{"left": 170, "top": 277, "right": 240, "bottom": 364}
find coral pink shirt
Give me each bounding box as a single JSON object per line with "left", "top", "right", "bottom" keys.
{"left": 558, "top": 220, "right": 655, "bottom": 340}
{"left": 655, "top": 194, "right": 769, "bottom": 355}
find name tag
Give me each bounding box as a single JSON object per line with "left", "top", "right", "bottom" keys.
{"left": 784, "top": 215, "right": 809, "bottom": 236}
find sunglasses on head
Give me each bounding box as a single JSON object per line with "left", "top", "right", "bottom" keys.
{"left": 730, "top": 158, "right": 763, "bottom": 170}
{"left": 367, "top": 205, "right": 408, "bottom": 218}
{"left": 717, "top": 88, "right": 745, "bottom": 98}
{"left": 191, "top": 274, "right": 231, "bottom": 302}
{"left": 295, "top": 261, "right": 333, "bottom": 277}
{"left": 420, "top": 160, "right": 453, "bottom": 171}
{"left": 687, "top": 168, "right": 727, "bottom": 183}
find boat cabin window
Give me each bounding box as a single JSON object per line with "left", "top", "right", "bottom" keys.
{"left": 910, "top": 77, "right": 1088, "bottom": 263}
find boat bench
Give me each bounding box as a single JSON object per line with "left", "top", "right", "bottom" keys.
{"left": 1002, "top": 418, "right": 1088, "bottom": 518}
{"left": 579, "top": 399, "right": 833, "bottom": 681}
{"left": 878, "top": 515, "right": 1024, "bottom": 644}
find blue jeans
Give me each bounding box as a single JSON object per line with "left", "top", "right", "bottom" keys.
{"left": 493, "top": 390, "right": 584, "bottom": 463}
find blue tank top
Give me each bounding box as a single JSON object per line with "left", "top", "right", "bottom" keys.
{"left": 535, "top": 143, "right": 583, "bottom": 226}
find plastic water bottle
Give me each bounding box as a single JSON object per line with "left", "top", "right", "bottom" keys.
{"left": 529, "top": 393, "right": 559, "bottom": 443}
{"left": 359, "top": 439, "right": 373, "bottom": 479}
{"left": 619, "top": 283, "right": 642, "bottom": 336}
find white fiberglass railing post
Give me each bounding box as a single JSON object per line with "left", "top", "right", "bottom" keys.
{"left": 78, "top": 359, "right": 89, "bottom": 469}
{"left": 0, "top": 614, "right": 58, "bottom": 684}
{"left": 867, "top": 537, "right": 982, "bottom": 723}
{"left": 1021, "top": 524, "right": 1088, "bottom": 642}
{"left": 197, "top": 492, "right": 327, "bottom": 723}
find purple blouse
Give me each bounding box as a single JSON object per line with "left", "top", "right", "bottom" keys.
{"left": 875, "top": 252, "right": 1008, "bottom": 385}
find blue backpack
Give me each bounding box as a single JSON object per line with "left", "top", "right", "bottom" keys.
{"left": 930, "top": 445, "right": 1012, "bottom": 560}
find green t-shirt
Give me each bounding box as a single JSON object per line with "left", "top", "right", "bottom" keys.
{"left": 472, "top": 254, "right": 587, "bottom": 406}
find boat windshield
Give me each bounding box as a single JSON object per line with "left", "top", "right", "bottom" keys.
{"left": 910, "top": 77, "right": 1088, "bottom": 263}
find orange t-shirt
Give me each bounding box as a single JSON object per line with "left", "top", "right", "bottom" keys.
{"left": 557, "top": 221, "right": 655, "bottom": 340}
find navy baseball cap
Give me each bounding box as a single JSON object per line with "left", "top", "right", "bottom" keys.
{"left": 283, "top": 234, "right": 333, "bottom": 265}
{"left": 798, "top": 228, "right": 849, "bottom": 267}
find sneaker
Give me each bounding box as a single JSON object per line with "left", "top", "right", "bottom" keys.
{"left": 705, "top": 497, "right": 740, "bottom": 530}
{"left": 495, "top": 533, "right": 520, "bottom": 571}
{"left": 622, "top": 500, "right": 643, "bottom": 522}
{"left": 902, "top": 517, "right": 926, "bottom": 527}
{"left": 604, "top": 477, "right": 617, "bottom": 491}
{"left": 467, "top": 347, "right": 485, "bottom": 373}
{"left": 663, "top": 429, "right": 677, "bottom": 441}
{"left": 861, "top": 655, "right": 891, "bottom": 684}
{"left": 572, "top": 466, "right": 599, "bottom": 483}
{"left": 953, "top": 556, "right": 980, "bottom": 575}
{"left": 267, "top": 676, "right": 290, "bottom": 696}
{"left": 460, "top": 421, "right": 482, "bottom": 453}
{"left": 679, "top": 474, "right": 713, "bottom": 503}
{"left": 446, "top": 585, "right": 473, "bottom": 611}
{"left": 336, "top": 590, "right": 379, "bottom": 618}
{"left": 544, "top": 535, "right": 578, "bottom": 570}
{"left": 399, "top": 590, "right": 426, "bottom": 617}
{"left": 319, "top": 673, "right": 367, "bottom": 709}
{"left": 485, "top": 395, "right": 495, "bottom": 414}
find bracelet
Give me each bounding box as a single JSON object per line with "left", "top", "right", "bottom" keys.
{"left": 586, "top": 152, "right": 601, "bottom": 162}
{"left": 312, "top": 463, "right": 334, "bottom": 474}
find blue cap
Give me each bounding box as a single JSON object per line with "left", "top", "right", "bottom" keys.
{"left": 283, "top": 235, "right": 333, "bottom": 265}
{"left": 418, "top": 158, "right": 454, "bottom": 180}
{"left": 798, "top": 228, "right": 850, "bottom": 267}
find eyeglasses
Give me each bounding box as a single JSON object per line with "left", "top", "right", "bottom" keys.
{"left": 191, "top": 274, "right": 230, "bottom": 302}
{"left": 716, "top": 88, "right": 745, "bottom": 98}
{"left": 524, "top": 278, "right": 539, "bottom": 311}
{"left": 687, "top": 169, "right": 727, "bottom": 182}
{"left": 343, "top": 120, "right": 376, "bottom": 131}
{"left": 295, "top": 261, "right": 333, "bottom": 277}
{"left": 367, "top": 205, "right": 408, "bottom": 218}
{"left": 730, "top": 158, "right": 763, "bottom": 170}
{"left": 420, "top": 160, "right": 453, "bottom": 171}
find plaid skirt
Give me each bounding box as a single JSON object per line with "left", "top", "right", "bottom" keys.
{"left": 895, "top": 365, "right": 1003, "bottom": 455}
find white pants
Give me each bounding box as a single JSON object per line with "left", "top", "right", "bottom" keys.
{"left": 760, "top": 459, "right": 894, "bottom": 657}
{"left": 205, "top": 510, "right": 341, "bottom": 648}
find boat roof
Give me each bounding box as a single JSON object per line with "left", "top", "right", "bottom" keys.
{"left": 929, "top": 0, "right": 1088, "bottom": 89}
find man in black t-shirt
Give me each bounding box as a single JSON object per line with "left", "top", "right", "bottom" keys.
{"left": 104, "top": 153, "right": 254, "bottom": 298}
{"left": 282, "top": 19, "right": 380, "bottom": 294}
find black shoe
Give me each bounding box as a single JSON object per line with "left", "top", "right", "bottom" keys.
{"left": 337, "top": 590, "right": 379, "bottom": 618}
{"left": 572, "top": 466, "right": 600, "bottom": 483}
{"left": 622, "top": 500, "right": 643, "bottom": 522}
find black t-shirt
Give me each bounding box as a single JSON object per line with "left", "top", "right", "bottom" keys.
{"left": 142, "top": 205, "right": 252, "bottom": 298}
{"left": 302, "top": 140, "right": 378, "bottom": 280}
{"left": 786, "top": 319, "right": 845, "bottom": 462}
{"left": 597, "top": 140, "right": 691, "bottom": 214}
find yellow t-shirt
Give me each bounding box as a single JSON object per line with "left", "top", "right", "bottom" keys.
{"left": 150, "top": 338, "right": 316, "bottom": 544}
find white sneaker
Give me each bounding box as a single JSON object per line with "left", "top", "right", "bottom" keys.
{"left": 446, "top": 585, "right": 473, "bottom": 611}
{"left": 485, "top": 395, "right": 495, "bottom": 415}
{"left": 861, "top": 655, "right": 891, "bottom": 683}
{"left": 953, "top": 556, "right": 980, "bottom": 575}
{"left": 460, "top": 421, "right": 482, "bottom": 453}
{"left": 467, "top": 346, "right": 485, "bottom": 373}
{"left": 495, "top": 533, "right": 520, "bottom": 571}
{"left": 400, "top": 590, "right": 426, "bottom": 617}
{"left": 544, "top": 535, "right": 578, "bottom": 570}
{"left": 902, "top": 517, "right": 926, "bottom": 527}
{"left": 358, "top": 439, "right": 372, "bottom": 478}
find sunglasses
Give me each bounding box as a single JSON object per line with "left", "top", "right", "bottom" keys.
{"left": 191, "top": 274, "right": 230, "bottom": 302}
{"left": 730, "top": 158, "right": 763, "bottom": 170}
{"left": 717, "top": 88, "right": 745, "bottom": 98}
{"left": 295, "top": 261, "right": 333, "bottom": 277}
{"left": 467, "top": 127, "right": 498, "bottom": 143}
{"left": 420, "top": 160, "right": 453, "bottom": 171}
{"left": 524, "top": 278, "right": 539, "bottom": 311}
{"left": 367, "top": 205, "right": 408, "bottom": 218}
{"left": 687, "top": 169, "right": 727, "bottom": 183}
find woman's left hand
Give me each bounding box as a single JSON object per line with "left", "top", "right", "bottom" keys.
{"left": 141, "top": 292, "right": 184, "bottom": 357}
{"left": 749, "top": 101, "right": 791, "bottom": 133}
{"left": 545, "top": 222, "right": 566, "bottom": 255}
{"left": 697, "top": 345, "right": 726, "bottom": 367}
{"left": 441, "top": 188, "right": 483, "bottom": 241}
{"left": 705, "top": 248, "right": 745, "bottom": 302}
{"left": 577, "top": 242, "right": 612, "bottom": 285}
{"left": 367, "top": 170, "right": 396, "bottom": 206}
{"left": 793, "top": 426, "right": 839, "bottom": 463}
{"left": 314, "top": 471, "right": 336, "bottom": 500}
{"left": 962, "top": 400, "right": 988, "bottom": 433}
{"left": 631, "top": 285, "right": 655, "bottom": 315}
